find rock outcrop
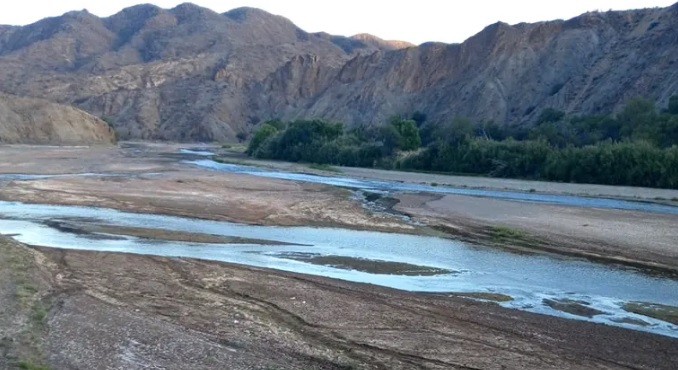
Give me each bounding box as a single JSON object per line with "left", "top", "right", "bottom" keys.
{"left": 1, "top": 3, "right": 677, "bottom": 141}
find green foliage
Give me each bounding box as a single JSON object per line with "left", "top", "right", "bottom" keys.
{"left": 246, "top": 123, "right": 278, "bottom": 155}
{"left": 32, "top": 305, "right": 48, "bottom": 324}
{"left": 490, "top": 226, "right": 527, "bottom": 242}
{"left": 420, "top": 117, "right": 473, "bottom": 146}
{"left": 18, "top": 361, "right": 49, "bottom": 370}
{"left": 264, "top": 118, "right": 287, "bottom": 131}
{"left": 248, "top": 99, "right": 678, "bottom": 189}
{"left": 669, "top": 95, "right": 678, "bottom": 115}
{"left": 256, "top": 119, "right": 343, "bottom": 162}
{"left": 250, "top": 118, "right": 423, "bottom": 168}
{"left": 400, "top": 138, "right": 678, "bottom": 188}
{"left": 537, "top": 108, "right": 565, "bottom": 124}
{"left": 402, "top": 138, "right": 552, "bottom": 178}
{"left": 390, "top": 118, "right": 421, "bottom": 151}
{"left": 617, "top": 98, "right": 658, "bottom": 142}
{"left": 378, "top": 123, "right": 403, "bottom": 155}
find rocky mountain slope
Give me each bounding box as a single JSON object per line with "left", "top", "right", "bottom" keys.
{"left": 1, "top": 2, "right": 677, "bottom": 141}
{"left": 0, "top": 93, "right": 116, "bottom": 145}
{"left": 350, "top": 33, "right": 415, "bottom": 51}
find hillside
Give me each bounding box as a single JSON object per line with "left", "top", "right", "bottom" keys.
{"left": 0, "top": 93, "right": 116, "bottom": 145}
{"left": 350, "top": 33, "right": 415, "bottom": 50}
{"left": 0, "top": 3, "right": 677, "bottom": 141}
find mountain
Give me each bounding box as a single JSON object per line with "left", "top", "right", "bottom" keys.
{"left": 350, "top": 33, "right": 415, "bottom": 50}
{"left": 0, "top": 93, "right": 116, "bottom": 145}
{"left": 0, "top": 3, "right": 677, "bottom": 141}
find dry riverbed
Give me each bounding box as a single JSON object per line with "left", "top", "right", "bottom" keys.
{"left": 1, "top": 143, "right": 678, "bottom": 369}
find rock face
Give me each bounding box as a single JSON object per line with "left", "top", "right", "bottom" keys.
{"left": 1, "top": 3, "right": 678, "bottom": 141}
{"left": 0, "top": 93, "right": 116, "bottom": 145}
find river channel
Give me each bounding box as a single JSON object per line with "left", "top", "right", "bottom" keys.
{"left": 1, "top": 200, "right": 677, "bottom": 337}
{"left": 187, "top": 157, "right": 678, "bottom": 215}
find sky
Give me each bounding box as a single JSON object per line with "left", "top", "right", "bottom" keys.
{"left": 0, "top": 1, "right": 675, "bottom": 44}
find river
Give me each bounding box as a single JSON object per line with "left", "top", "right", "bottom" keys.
{"left": 1, "top": 200, "right": 677, "bottom": 338}
{"left": 187, "top": 158, "right": 678, "bottom": 215}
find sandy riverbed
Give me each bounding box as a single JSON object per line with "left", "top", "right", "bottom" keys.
{"left": 2, "top": 143, "right": 677, "bottom": 272}
{"left": 1, "top": 143, "right": 677, "bottom": 369}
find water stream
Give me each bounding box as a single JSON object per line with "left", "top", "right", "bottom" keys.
{"left": 2, "top": 149, "right": 677, "bottom": 337}
{"left": 187, "top": 159, "right": 678, "bottom": 215}
{"left": 1, "top": 200, "right": 677, "bottom": 338}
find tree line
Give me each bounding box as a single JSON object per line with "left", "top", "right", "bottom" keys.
{"left": 246, "top": 96, "right": 678, "bottom": 189}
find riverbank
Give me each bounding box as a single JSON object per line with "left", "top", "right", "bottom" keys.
{"left": 1, "top": 236, "right": 677, "bottom": 369}
{"left": 212, "top": 149, "right": 678, "bottom": 202}
{"left": 1, "top": 143, "right": 677, "bottom": 274}
{"left": 3, "top": 199, "right": 677, "bottom": 336}
{"left": 394, "top": 192, "right": 678, "bottom": 276}
{"left": 1, "top": 143, "right": 678, "bottom": 368}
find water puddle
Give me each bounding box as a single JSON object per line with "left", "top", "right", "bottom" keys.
{"left": 188, "top": 159, "right": 678, "bottom": 215}
{"left": 0, "top": 200, "right": 677, "bottom": 338}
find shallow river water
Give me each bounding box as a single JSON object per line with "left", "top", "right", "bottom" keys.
{"left": 188, "top": 159, "right": 678, "bottom": 215}
{"left": 1, "top": 200, "right": 677, "bottom": 337}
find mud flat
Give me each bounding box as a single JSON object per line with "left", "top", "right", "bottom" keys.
{"left": 41, "top": 220, "right": 304, "bottom": 245}
{"left": 623, "top": 302, "right": 678, "bottom": 325}
{"left": 271, "top": 252, "right": 455, "bottom": 276}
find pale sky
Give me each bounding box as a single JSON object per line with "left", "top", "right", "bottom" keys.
{"left": 1, "top": 1, "right": 675, "bottom": 44}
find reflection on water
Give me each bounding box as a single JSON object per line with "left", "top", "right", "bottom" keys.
{"left": 1, "top": 200, "right": 677, "bottom": 337}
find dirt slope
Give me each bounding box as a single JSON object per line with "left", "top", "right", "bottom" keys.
{"left": 0, "top": 93, "right": 115, "bottom": 145}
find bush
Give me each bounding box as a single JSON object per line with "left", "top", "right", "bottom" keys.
{"left": 246, "top": 124, "right": 278, "bottom": 155}
{"left": 246, "top": 101, "right": 678, "bottom": 189}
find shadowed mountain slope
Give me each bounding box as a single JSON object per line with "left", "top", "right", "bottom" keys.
{"left": 1, "top": 3, "right": 677, "bottom": 141}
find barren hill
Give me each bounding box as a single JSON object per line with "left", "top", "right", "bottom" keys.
{"left": 1, "top": 3, "right": 678, "bottom": 141}
{"left": 0, "top": 93, "right": 116, "bottom": 145}
{"left": 350, "top": 33, "right": 415, "bottom": 50}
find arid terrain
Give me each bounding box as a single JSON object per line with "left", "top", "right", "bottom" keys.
{"left": 2, "top": 2, "right": 678, "bottom": 369}
{"left": 1, "top": 143, "right": 678, "bottom": 369}
{"left": 0, "top": 93, "right": 116, "bottom": 145}
{"left": 2, "top": 3, "right": 678, "bottom": 141}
